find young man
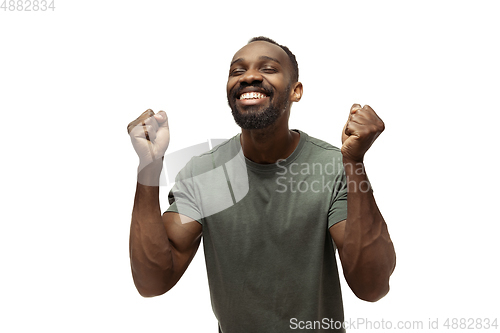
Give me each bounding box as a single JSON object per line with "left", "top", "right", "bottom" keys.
{"left": 127, "top": 37, "right": 396, "bottom": 332}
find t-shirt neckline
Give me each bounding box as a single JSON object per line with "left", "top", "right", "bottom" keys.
{"left": 234, "top": 129, "right": 307, "bottom": 172}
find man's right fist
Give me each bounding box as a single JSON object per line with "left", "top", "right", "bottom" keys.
{"left": 127, "top": 109, "right": 170, "bottom": 171}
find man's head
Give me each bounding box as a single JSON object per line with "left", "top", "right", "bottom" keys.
{"left": 227, "top": 37, "right": 302, "bottom": 130}
{"left": 247, "top": 36, "right": 299, "bottom": 84}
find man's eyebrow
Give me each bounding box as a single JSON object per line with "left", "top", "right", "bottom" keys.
{"left": 259, "top": 55, "right": 281, "bottom": 64}
{"left": 230, "top": 58, "right": 244, "bottom": 67}
{"left": 230, "top": 56, "right": 281, "bottom": 67}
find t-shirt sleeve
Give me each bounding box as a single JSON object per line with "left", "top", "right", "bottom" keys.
{"left": 165, "top": 153, "right": 242, "bottom": 224}
{"left": 327, "top": 165, "right": 348, "bottom": 229}
{"left": 165, "top": 158, "right": 204, "bottom": 224}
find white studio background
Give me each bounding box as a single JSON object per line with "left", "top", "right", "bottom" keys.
{"left": 1, "top": 1, "right": 498, "bottom": 332}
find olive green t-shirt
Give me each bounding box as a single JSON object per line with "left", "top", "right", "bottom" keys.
{"left": 167, "top": 130, "right": 348, "bottom": 332}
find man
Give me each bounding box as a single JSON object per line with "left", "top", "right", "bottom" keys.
{"left": 127, "top": 37, "right": 396, "bottom": 332}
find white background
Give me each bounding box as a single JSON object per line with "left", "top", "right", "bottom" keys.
{"left": 1, "top": 1, "right": 499, "bottom": 332}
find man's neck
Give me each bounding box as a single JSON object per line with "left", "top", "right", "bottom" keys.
{"left": 240, "top": 124, "right": 300, "bottom": 164}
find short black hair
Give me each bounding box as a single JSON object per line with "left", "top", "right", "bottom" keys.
{"left": 248, "top": 36, "right": 299, "bottom": 83}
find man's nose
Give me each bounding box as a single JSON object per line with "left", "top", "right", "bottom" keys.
{"left": 239, "top": 68, "right": 263, "bottom": 85}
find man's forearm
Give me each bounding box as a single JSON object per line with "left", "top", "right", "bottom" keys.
{"left": 340, "top": 160, "right": 396, "bottom": 302}
{"left": 130, "top": 159, "right": 174, "bottom": 297}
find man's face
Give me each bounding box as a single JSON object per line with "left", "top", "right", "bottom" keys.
{"left": 227, "top": 41, "right": 294, "bottom": 130}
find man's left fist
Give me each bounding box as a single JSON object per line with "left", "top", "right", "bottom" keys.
{"left": 341, "top": 104, "right": 385, "bottom": 163}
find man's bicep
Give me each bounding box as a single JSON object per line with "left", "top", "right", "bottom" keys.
{"left": 162, "top": 212, "right": 202, "bottom": 255}
{"left": 329, "top": 219, "right": 346, "bottom": 253}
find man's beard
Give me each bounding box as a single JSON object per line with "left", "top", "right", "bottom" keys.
{"left": 228, "top": 84, "right": 290, "bottom": 130}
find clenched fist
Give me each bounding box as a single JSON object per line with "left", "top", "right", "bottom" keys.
{"left": 127, "top": 109, "right": 170, "bottom": 172}
{"left": 341, "top": 104, "right": 384, "bottom": 163}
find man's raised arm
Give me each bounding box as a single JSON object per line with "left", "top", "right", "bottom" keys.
{"left": 330, "top": 104, "right": 396, "bottom": 302}
{"left": 127, "top": 110, "right": 202, "bottom": 297}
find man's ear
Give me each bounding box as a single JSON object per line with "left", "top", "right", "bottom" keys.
{"left": 291, "top": 82, "right": 303, "bottom": 102}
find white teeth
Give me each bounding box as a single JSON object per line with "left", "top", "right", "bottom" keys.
{"left": 240, "top": 92, "right": 267, "bottom": 100}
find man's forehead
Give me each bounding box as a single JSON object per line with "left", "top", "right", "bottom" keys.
{"left": 231, "top": 41, "right": 289, "bottom": 65}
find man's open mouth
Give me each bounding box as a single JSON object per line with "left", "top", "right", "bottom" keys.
{"left": 239, "top": 92, "right": 268, "bottom": 100}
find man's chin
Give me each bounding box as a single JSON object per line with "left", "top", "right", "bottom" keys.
{"left": 235, "top": 104, "right": 267, "bottom": 115}
{"left": 231, "top": 107, "right": 281, "bottom": 130}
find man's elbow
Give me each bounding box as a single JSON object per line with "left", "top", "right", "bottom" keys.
{"left": 353, "top": 282, "right": 390, "bottom": 302}
{"left": 137, "top": 288, "right": 166, "bottom": 298}
{"left": 132, "top": 272, "right": 175, "bottom": 298}
{"left": 351, "top": 252, "right": 396, "bottom": 302}
{"left": 346, "top": 269, "right": 392, "bottom": 302}
{"left": 134, "top": 282, "right": 172, "bottom": 298}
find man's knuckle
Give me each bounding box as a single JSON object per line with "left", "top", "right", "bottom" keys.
{"left": 377, "top": 120, "right": 385, "bottom": 131}
{"left": 357, "top": 127, "right": 367, "bottom": 136}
